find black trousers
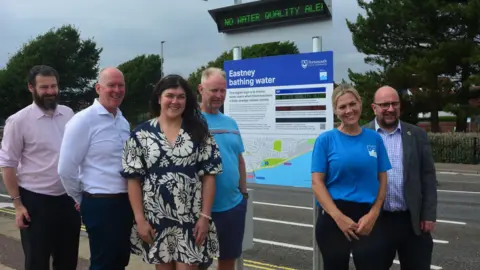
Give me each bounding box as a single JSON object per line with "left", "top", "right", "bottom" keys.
{"left": 315, "top": 200, "right": 385, "bottom": 270}
{"left": 381, "top": 211, "right": 433, "bottom": 270}
{"left": 19, "top": 186, "right": 81, "bottom": 270}
{"left": 80, "top": 192, "right": 133, "bottom": 270}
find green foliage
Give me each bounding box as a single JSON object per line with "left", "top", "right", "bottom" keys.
{"left": 0, "top": 24, "right": 102, "bottom": 116}
{"left": 347, "top": 0, "right": 480, "bottom": 131}
{"left": 117, "top": 54, "right": 162, "bottom": 124}
{"left": 428, "top": 132, "right": 480, "bottom": 164}
{"left": 187, "top": 41, "right": 299, "bottom": 90}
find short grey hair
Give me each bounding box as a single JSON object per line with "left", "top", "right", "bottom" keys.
{"left": 200, "top": 67, "right": 225, "bottom": 84}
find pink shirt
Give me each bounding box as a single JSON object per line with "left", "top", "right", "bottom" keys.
{"left": 0, "top": 103, "right": 74, "bottom": 196}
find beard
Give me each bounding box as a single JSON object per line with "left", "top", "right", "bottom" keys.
{"left": 33, "top": 90, "right": 58, "bottom": 111}
{"left": 379, "top": 113, "right": 399, "bottom": 129}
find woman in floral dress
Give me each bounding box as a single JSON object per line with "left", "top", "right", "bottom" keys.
{"left": 121, "top": 74, "right": 222, "bottom": 270}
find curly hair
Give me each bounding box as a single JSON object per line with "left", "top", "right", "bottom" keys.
{"left": 150, "top": 74, "right": 209, "bottom": 144}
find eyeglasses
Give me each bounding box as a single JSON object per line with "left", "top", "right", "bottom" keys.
{"left": 374, "top": 101, "right": 400, "bottom": 110}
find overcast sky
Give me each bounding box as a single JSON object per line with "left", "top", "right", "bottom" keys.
{"left": 0, "top": 0, "right": 372, "bottom": 82}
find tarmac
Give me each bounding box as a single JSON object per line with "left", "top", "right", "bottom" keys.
{"left": 0, "top": 162, "right": 477, "bottom": 269}
{"left": 434, "top": 162, "right": 479, "bottom": 174}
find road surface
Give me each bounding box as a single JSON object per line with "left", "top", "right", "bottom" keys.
{"left": 0, "top": 171, "right": 478, "bottom": 270}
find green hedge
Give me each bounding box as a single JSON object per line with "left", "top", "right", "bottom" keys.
{"left": 428, "top": 132, "right": 480, "bottom": 164}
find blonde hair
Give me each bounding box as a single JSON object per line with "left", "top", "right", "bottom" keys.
{"left": 200, "top": 67, "right": 225, "bottom": 84}
{"left": 332, "top": 83, "right": 362, "bottom": 109}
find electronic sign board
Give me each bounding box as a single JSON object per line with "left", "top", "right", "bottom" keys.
{"left": 208, "top": 0, "right": 332, "bottom": 33}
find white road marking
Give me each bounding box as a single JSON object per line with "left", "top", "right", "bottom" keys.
{"left": 253, "top": 201, "right": 467, "bottom": 225}
{"left": 253, "top": 238, "right": 313, "bottom": 251}
{"left": 438, "top": 171, "right": 479, "bottom": 177}
{"left": 433, "top": 239, "right": 449, "bottom": 244}
{"left": 254, "top": 238, "right": 443, "bottom": 269}
{"left": 253, "top": 216, "right": 449, "bottom": 243}
{"left": 438, "top": 189, "right": 480, "bottom": 194}
{"left": 436, "top": 219, "right": 466, "bottom": 225}
{"left": 253, "top": 201, "right": 312, "bottom": 210}
{"left": 0, "top": 202, "right": 13, "bottom": 208}
{"left": 253, "top": 217, "right": 313, "bottom": 228}
{"left": 349, "top": 254, "right": 443, "bottom": 270}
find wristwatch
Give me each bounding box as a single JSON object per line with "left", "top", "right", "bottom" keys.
{"left": 242, "top": 192, "right": 249, "bottom": 199}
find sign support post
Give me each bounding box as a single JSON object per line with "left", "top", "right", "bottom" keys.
{"left": 232, "top": 44, "right": 246, "bottom": 270}
{"left": 311, "top": 35, "right": 324, "bottom": 270}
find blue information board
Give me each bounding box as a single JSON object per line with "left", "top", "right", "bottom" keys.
{"left": 225, "top": 51, "right": 334, "bottom": 89}
{"left": 223, "top": 51, "right": 334, "bottom": 188}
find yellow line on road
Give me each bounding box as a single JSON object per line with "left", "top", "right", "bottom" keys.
{"left": 244, "top": 260, "right": 297, "bottom": 270}
{"left": 244, "top": 263, "right": 274, "bottom": 269}
{"left": 0, "top": 208, "right": 297, "bottom": 270}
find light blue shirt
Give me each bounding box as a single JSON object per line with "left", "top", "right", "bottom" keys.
{"left": 202, "top": 112, "right": 244, "bottom": 212}
{"left": 375, "top": 120, "right": 407, "bottom": 211}
{"left": 311, "top": 128, "right": 392, "bottom": 205}
{"left": 58, "top": 99, "right": 130, "bottom": 203}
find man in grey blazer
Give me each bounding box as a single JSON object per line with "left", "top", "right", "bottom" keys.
{"left": 364, "top": 86, "right": 438, "bottom": 270}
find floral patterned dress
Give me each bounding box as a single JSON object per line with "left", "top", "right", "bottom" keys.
{"left": 120, "top": 118, "right": 222, "bottom": 265}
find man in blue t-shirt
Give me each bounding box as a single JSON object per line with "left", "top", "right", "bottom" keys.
{"left": 198, "top": 67, "right": 247, "bottom": 270}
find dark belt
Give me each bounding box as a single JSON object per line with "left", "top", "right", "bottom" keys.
{"left": 82, "top": 191, "right": 127, "bottom": 198}
{"left": 383, "top": 210, "right": 409, "bottom": 216}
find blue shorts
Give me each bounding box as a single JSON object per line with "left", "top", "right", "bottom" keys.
{"left": 199, "top": 198, "right": 247, "bottom": 267}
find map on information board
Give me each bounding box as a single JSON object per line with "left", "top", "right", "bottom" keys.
{"left": 224, "top": 51, "right": 334, "bottom": 188}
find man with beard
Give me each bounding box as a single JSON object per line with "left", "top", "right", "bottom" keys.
{"left": 365, "top": 86, "right": 437, "bottom": 270}
{"left": 0, "top": 65, "right": 80, "bottom": 270}
{"left": 58, "top": 67, "right": 133, "bottom": 270}
{"left": 198, "top": 67, "right": 248, "bottom": 270}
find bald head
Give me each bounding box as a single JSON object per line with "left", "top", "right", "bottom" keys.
{"left": 372, "top": 85, "right": 401, "bottom": 131}
{"left": 98, "top": 67, "right": 124, "bottom": 85}
{"left": 95, "top": 67, "right": 126, "bottom": 114}
{"left": 374, "top": 86, "right": 399, "bottom": 103}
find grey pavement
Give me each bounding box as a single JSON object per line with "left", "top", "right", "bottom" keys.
{"left": 0, "top": 171, "right": 479, "bottom": 269}
{"left": 0, "top": 212, "right": 222, "bottom": 270}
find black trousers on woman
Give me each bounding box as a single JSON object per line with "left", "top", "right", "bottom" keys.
{"left": 315, "top": 200, "right": 386, "bottom": 270}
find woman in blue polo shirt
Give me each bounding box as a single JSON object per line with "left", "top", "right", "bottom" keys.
{"left": 311, "top": 84, "right": 391, "bottom": 270}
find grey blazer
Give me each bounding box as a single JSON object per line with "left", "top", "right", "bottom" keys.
{"left": 364, "top": 120, "right": 438, "bottom": 235}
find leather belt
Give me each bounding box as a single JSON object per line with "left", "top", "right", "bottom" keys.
{"left": 82, "top": 191, "right": 127, "bottom": 198}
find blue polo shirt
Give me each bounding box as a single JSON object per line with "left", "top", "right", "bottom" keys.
{"left": 311, "top": 128, "right": 392, "bottom": 204}
{"left": 202, "top": 112, "right": 244, "bottom": 212}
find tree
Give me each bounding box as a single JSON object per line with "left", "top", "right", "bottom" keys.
{"left": 188, "top": 41, "right": 300, "bottom": 90}
{"left": 117, "top": 54, "right": 162, "bottom": 124}
{"left": 347, "top": 0, "right": 480, "bottom": 131}
{"left": 0, "top": 24, "right": 102, "bottom": 117}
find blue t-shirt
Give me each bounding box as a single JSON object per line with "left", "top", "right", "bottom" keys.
{"left": 311, "top": 128, "right": 392, "bottom": 205}
{"left": 202, "top": 112, "right": 244, "bottom": 212}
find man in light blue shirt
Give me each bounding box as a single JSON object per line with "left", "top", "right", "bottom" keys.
{"left": 58, "top": 67, "right": 133, "bottom": 270}
{"left": 198, "top": 67, "right": 247, "bottom": 270}
{"left": 365, "top": 86, "right": 437, "bottom": 270}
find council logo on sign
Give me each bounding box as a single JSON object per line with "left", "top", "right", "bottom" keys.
{"left": 301, "top": 60, "right": 308, "bottom": 69}
{"left": 300, "top": 59, "right": 328, "bottom": 69}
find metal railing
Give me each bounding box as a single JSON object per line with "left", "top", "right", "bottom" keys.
{"left": 428, "top": 133, "right": 480, "bottom": 164}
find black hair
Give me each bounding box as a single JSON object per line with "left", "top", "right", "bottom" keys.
{"left": 150, "top": 74, "right": 209, "bottom": 144}
{"left": 27, "top": 65, "right": 59, "bottom": 87}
